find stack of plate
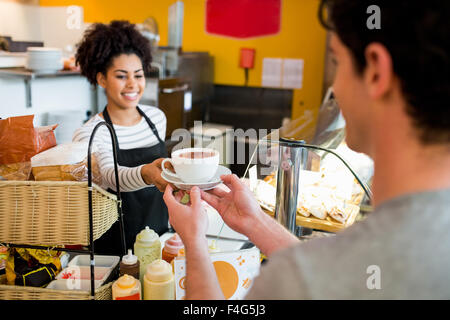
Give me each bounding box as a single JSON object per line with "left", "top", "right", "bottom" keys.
{"left": 0, "top": 51, "right": 27, "bottom": 68}
{"left": 26, "top": 47, "right": 63, "bottom": 73}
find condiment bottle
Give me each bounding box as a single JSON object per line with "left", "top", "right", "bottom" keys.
{"left": 134, "top": 226, "right": 161, "bottom": 284}
{"left": 112, "top": 274, "right": 141, "bottom": 300}
{"left": 119, "top": 249, "right": 140, "bottom": 280}
{"left": 162, "top": 233, "right": 184, "bottom": 264}
{"left": 143, "top": 259, "right": 175, "bottom": 300}
{"left": 208, "top": 240, "right": 221, "bottom": 253}
{"left": 170, "top": 247, "right": 185, "bottom": 270}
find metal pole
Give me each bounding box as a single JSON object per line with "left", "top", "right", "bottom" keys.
{"left": 87, "top": 121, "right": 125, "bottom": 298}
{"left": 274, "top": 138, "right": 307, "bottom": 236}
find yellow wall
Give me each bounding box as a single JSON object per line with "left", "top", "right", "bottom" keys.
{"left": 1, "top": 0, "right": 39, "bottom": 4}
{"left": 40, "top": 0, "right": 327, "bottom": 123}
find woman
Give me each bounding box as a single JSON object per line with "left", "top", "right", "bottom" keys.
{"left": 73, "top": 20, "right": 169, "bottom": 256}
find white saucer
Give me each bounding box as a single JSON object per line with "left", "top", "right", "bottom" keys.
{"left": 161, "top": 165, "right": 232, "bottom": 191}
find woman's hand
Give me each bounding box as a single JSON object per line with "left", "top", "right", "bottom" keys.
{"left": 141, "top": 158, "right": 172, "bottom": 192}
{"left": 163, "top": 185, "right": 209, "bottom": 246}
{"left": 200, "top": 174, "right": 265, "bottom": 238}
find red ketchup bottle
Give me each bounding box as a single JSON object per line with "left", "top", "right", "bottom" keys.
{"left": 162, "top": 233, "right": 184, "bottom": 264}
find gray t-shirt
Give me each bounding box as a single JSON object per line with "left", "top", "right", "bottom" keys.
{"left": 245, "top": 188, "right": 450, "bottom": 299}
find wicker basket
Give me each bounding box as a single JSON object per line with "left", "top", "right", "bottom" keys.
{"left": 0, "top": 180, "right": 118, "bottom": 246}
{"left": 0, "top": 275, "right": 112, "bottom": 300}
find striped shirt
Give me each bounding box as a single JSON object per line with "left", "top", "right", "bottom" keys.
{"left": 72, "top": 105, "right": 166, "bottom": 192}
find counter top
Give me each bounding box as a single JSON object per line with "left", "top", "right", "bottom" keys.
{"left": 0, "top": 67, "right": 81, "bottom": 79}
{"left": 160, "top": 232, "right": 248, "bottom": 253}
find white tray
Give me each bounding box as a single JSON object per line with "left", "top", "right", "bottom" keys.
{"left": 56, "top": 266, "right": 112, "bottom": 283}
{"left": 68, "top": 254, "right": 120, "bottom": 269}
{"left": 46, "top": 279, "right": 103, "bottom": 291}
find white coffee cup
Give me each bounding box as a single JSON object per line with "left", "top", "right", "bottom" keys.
{"left": 162, "top": 148, "right": 219, "bottom": 183}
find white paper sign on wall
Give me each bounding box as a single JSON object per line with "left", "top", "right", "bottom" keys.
{"left": 262, "top": 58, "right": 283, "bottom": 88}
{"left": 262, "top": 58, "right": 304, "bottom": 89}
{"left": 282, "top": 58, "right": 304, "bottom": 89}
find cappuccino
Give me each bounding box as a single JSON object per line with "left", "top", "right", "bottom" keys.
{"left": 179, "top": 151, "right": 215, "bottom": 159}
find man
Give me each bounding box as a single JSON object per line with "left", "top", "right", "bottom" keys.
{"left": 163, "top": 0, "right": 450, "bottom": 299}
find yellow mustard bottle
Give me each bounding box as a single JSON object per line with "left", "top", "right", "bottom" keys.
{"left": 143, "top": 259, "right": 174, "bottom": 300}
{"left": 112, "top": 274, "right": 141, "bottom": 300}
{"left": 134, "top": 226, "right": 161, "bottom": 284}
{"left": 208, "top": 240, "right": 221, "bottom": 253}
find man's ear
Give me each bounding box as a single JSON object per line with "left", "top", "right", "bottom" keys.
{"left": 96, "top": 72, "right": 106, "bottom": 89}
{"left": 364, "top": 43, "right": 394, "bottom": 99}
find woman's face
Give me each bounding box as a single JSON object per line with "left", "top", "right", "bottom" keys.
{"left": 97, "top": 53, "right": 146, "bottom": 110}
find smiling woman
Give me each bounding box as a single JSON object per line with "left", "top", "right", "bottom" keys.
{"left": 96, "top": 54, "right": 147, "bottom": 126}
{"left": 72, "top": 20, "right": 170, "bottom": 256}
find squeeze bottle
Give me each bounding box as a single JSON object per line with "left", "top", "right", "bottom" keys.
{"left": 162, "top": 233, "right": 184, "bottom": 264}
{"left": 112, "top": 274, "right": 141, "bottom": 300}
{"left": 134, "top": 226, "right": 161, "bottom": 283}
{"left": 119, "top": 249, "right": 140, "bottom": 280}
{"left": 143, "top": 259, "right": 175, "bottom": 300}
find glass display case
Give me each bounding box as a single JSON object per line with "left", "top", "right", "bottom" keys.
{"left": 239, "top": 88, "right": 374, "bottom": 235}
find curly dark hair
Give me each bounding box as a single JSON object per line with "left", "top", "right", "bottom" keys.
{"left": 319, "top": 0, "right": 450, "bottom": 145}
{"left": 75, "top": 20, "right": 152, "bottom": 86}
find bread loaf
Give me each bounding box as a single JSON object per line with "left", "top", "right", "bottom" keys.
{"left": 0, "top": 162, "right": 32, "bottom": 181}
{"left": 30, "top": 142, "right": 102, "bottom": 185}
{"left": 32, "top": 156, "right": 100, "bottom": 183}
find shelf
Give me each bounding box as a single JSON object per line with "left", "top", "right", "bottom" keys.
{"left": 0, "top": 121, "right": 124, "bottom": 299}
{"left": 0, "top": 67, "right": 82, "bottom": 108}
{"left": 0, "top": 67, "right": 81, "bottom": 80}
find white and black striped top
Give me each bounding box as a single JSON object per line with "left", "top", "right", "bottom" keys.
{"left": 72, "top": 105, "right": 166, "bottom": 192}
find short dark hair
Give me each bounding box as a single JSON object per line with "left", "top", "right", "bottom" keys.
{"left": 75, "top": 20, "right": 152, "bottom": 87}
{"left": 319, "top": 0, "right": 450, "bottom": 145}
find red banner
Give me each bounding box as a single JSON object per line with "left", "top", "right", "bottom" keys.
{"left": 206, "top": 0, "right": 281, "bottom": 39}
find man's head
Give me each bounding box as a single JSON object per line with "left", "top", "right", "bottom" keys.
{"left": 319, "top": 0, "right": 449, "bottom": 154}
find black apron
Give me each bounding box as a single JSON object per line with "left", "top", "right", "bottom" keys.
{"left": 94, "top": 106, "right": 169, "bottom": 256}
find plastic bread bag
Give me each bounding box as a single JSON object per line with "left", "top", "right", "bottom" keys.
{"left": 0, "top": 115, "right": 57, "bottom": 165}
{"left": 5, "top": 247, "right": 62, "bottom": 287}
{"left": 0, "top": 246, "right": 7, "bottom": 271}
{"left": 30, "top": 142, "right": 103, "bottom": 187}
{"left": 0, "top": 162, "right": 32, "bottom": 181}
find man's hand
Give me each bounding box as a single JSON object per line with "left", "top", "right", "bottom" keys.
{"left": 200, "top": 174, "right": 265, "bottom": 238}
{"left": 141, "top": 158, "right": 172, "bottom": 192}
{"left": 203, "top": 174, "right": 299, "bottom": 257}
{"left": 163, "top": 184, "right": 224, "bottom": 300}
{"left": 163, "top": 184, "right": 209, "bottom": 246}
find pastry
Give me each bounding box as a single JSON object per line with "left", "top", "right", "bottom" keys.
{"left": 328, "top": 206, "right": 348, "bottom": 224}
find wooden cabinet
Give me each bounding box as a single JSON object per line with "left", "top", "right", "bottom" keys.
{"left": 158, "top": 78, "right": 189, "bottom": 139}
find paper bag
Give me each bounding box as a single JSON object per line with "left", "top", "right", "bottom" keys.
{"left": 0, "top": 115, "right": 57, "bottom": 165}
{"left": 173, "top": 247, "right": 260, "bottom": 300}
